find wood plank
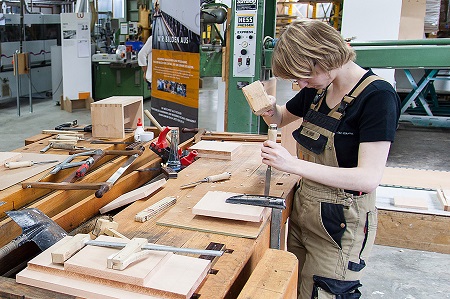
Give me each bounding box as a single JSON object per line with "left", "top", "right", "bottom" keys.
{"left": 0, "top": 276, "right": 77, "bottom": 299}
{"left": 437, "top": 189, "right": 450, "bottom": 211}
{"left": 63, "top": 236, "right": 171, "bottom": 286}
{"left": 237, "top": 249, "right": 298, "bottom": 299}
{"left": 382, "top": 167, "right": 450, "bottom": 190}
{"left": 192, "top": 191, "right": 268, "bottom": 222}
{"left": 376, "top": 209, "right": 450, "bottom": 254}
{"left": 393, "top": 196, "right": 429, "bottom": 210}
{"left": 188, "top": 140, "right": 242, "bottom": 160}
{"left": 99, "top": 178, "right": 167, "bottom": 214}
{"left": 0, "top": 153, "right": 70, "bottom": 191}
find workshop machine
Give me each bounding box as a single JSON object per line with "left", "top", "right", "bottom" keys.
{"left": 91, "top": 10, "right": 150, "bottom": 100}
{"left": 351, "top": 39, "right": 450, "bottom": 128}
{"left": 200, "top": 0, "right": 277, "bottom": 134}
{"left": 0, "top": 14, "right": 60, "bottom": 104}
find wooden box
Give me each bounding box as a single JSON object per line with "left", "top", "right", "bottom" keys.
{"left": 91, "top": 96, "right": 144, "bottom": 139}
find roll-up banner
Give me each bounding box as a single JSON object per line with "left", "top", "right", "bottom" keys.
{"left": 150, "top": 0, "right": 201, "bottom": 142}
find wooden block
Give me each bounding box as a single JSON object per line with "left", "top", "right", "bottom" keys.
{"left": 437, "top": 189, "right": 450, "bottom": 211}
{"left": 91, "top": 96, "right": 144, "bottom": 139}
{"left": 92, "top": 218, "right": 119, "bottom": 236}
{"left": 393, "top": 196, "right": 429, "bottom": 210}
{"left": 189, "top": 140, "right": 242, "bottom": 160}
{"left": 238, "top": 249, "right": 298, "bottom": 299}
{"left": 241, "top": 80, "right": 273, "bottom": 115}
{"left": 99, "top": 178, "right": 166, "bottom": 214}
{"left": 192, "top": 191, "right": 268, "bottom": 222}
{"left": 51, "top": 234, "right": 91, "bottom": 264}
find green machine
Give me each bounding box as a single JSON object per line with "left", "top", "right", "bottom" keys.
{"left": 92, "top": 61, "right": 151, "bottom": 100}
{"left": 351, "top": 39, "right": 450, "bottom": 128}
{"left": 225, "top": 0, "right": 276, "bottom": 134}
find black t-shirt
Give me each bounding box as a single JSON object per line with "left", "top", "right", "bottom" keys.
{"left": 286, "top": 70, "right": 401, "bottom": 168}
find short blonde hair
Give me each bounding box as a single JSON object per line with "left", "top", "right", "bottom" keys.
{"left": 272, "top": 19, "right": 355, "bottom": 80}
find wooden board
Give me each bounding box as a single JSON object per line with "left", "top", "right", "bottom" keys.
{"left": 99, "top": 178, "right": 167, "bottom": 214}
{"left": 0, "top": 153, "right": 70, "bottom": 190}
{"left": 188, "top": 140, "right": 242, "bottom": 160}
{"left": 381, "top": 167, "right": 450, "bottom": 190}
{"left": 393, "top": 196, "right": 429, "bottom": 210}
{"left": 157, "top": 191, "right": 271, "bottom": 239}
{"left": 241, "top": 80, "right": 273, "bottom": 115}
{"left": 192, "top": 191, "right": 268, "bottom": 222}
{"left": 0, "top": 152, "right": 23, "bottom": 165}
{"left": 63, "top": 236, "right": 171, "bottom": 286}
{"left": 18, "top": 235, "right": 211, "bottom": 299}
{"left": 237, "top": 249, "right": 298, "bottom": 299}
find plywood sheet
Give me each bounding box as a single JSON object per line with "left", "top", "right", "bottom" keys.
{"left": 189, "top": 140, "right": 242, "bottom": 160}
{"left": 0, "top": 153, "right": 70, "bottom": 190}
{"left": 63, "top": 236, "right": 171, "bottom": 286}
{"left": 192, "top": 191, "right": 268, "bottom": 222}
{"left": 20, "top": 235, "right": 211, "bottom": 299}
{"left": 157, "top": 191, "right": 271, "bottom": 239}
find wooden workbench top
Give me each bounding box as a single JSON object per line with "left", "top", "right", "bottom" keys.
{"left": 0, "top": 132, "right": 300, "bottom": 298}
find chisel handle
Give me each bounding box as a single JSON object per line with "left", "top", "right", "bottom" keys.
{"left": 205, "top": 172, "right": 232, "bottom": 182}
{"left": 95, "top": 183, "right": 112, "bottom": 198}
{"left": 268, "top": 124, "right": 278, "bottom": 142}
{"left": 5, "top": 161, "right": 33, "bottom": 169}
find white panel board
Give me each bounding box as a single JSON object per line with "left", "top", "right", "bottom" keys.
{"left": 60, "top": 13, "right": 92, "bottom": 100}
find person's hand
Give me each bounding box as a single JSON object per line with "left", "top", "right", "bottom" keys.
{"left": 261, "top": 95, "right": 277, "bottom": 117}
{"left": 261, "top": 140, "right": 296, "bottom": 172}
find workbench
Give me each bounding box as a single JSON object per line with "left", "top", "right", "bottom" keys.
{"left": 0, "top": 130, "right": 299, "bottom": 298}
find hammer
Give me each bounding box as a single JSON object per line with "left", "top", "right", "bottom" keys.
{"left": 0, "top": 208, "right": 67, "bottom": 259}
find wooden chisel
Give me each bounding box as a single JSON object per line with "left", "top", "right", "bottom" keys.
{"left": 265, "top": 124, "right": 278, "bottom": 196}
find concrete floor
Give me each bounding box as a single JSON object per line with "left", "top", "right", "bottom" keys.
{"left": 1, "top": 79, "right": 449, "bottom": 298}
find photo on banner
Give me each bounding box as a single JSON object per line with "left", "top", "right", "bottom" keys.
{"left": 150, "top": 0, "right": 201, "bottom": 141}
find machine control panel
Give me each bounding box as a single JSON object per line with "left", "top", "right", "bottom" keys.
{"left": 232, "top": 0, "right": 258, "bottom": 78}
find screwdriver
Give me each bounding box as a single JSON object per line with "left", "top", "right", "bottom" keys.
{"left": 5, "top": 160, "right": 59, "bottom": 169}
{"left": 180, "top": 172, "right": 232, "bottom": 189}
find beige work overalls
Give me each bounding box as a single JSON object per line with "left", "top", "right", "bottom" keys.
{"left": 287, "top": 76, "right": 381, "bottom": 299}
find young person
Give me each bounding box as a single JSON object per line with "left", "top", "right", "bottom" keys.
{"left": 259, "top": 19, "right": 401, "bottom": 298}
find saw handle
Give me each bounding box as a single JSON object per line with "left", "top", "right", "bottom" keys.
{"left": 5, "top": 161, "right": 33, "bottom": 169}
{"left": 0, "top": 234, "right": 27, "bottom": 260}
{"left": 205, "top": 172, "right": 232, "bottom": 182}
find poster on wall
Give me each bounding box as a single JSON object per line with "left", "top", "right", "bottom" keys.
{"left": 150, "top": 0, "right": 201, "bottom": 140}
{"left": 60, "top": 13, "right": 92, "bottom": 101}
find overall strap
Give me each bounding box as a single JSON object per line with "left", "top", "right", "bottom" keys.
{"left": 330, "top": 75, "right": 384, "bottom": 120}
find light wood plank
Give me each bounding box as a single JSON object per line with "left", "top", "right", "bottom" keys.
{"left": 393, "top": 196, "right": 429, "bottom": 210}
{"left": 192, "top": 191, "right": 268, "bottom": 222}
{"left": 99, "top": 178, "right": 167, "bottom": 214}
{"left": 189, "top": 140, "right": 242, "bottom": 160}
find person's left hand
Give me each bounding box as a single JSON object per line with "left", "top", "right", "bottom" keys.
{"left": 261, "top": 140, "right": 296, "bottom": 172}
